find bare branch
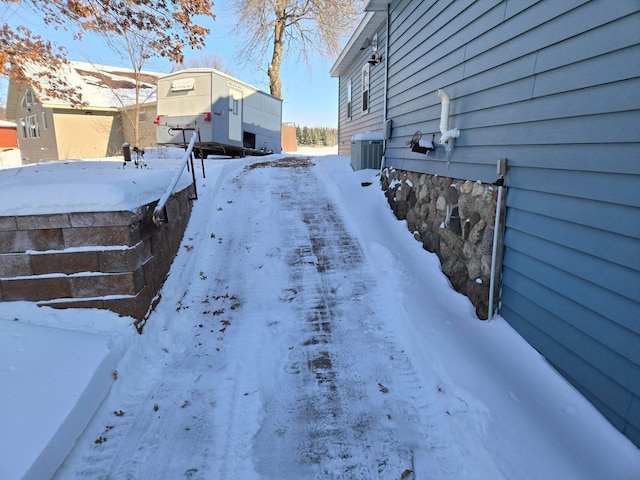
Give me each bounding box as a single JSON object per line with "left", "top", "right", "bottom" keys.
{"left": 230, "top": 0, "right": 363, "bottom": 97}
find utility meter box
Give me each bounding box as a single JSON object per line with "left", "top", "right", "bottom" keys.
{"left": 351, "top": 134, "right": 384, "bottom": 170}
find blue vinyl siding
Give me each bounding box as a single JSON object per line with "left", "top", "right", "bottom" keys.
{"left": 335, "top": 24, "right": 387, "bottom": 155}
{"left": 375, "top": 0, "right": 640, "bottom": 445}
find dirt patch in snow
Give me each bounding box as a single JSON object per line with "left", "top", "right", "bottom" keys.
{"left": 245, "top": 157, "right": 314, "bottom": 170}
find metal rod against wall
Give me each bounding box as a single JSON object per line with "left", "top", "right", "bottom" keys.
{"left": 152, "top": 131, "right": 198, "bottom": 226}
{"left": 488, "top": 184, "right": 504, "bottom": 320}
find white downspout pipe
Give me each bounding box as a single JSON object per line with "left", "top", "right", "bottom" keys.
{"left": 488, "top": 184, "right": 504, "bottom": 320}
{"left": 436, "top": 89, "right": 460, "bottom": 145}
{"left": 380, "top": 3, "right": 391, "bottom": 174}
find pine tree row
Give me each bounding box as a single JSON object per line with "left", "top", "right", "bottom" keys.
{"left": 295, "top": 126, "right": 338, "bottom": 146}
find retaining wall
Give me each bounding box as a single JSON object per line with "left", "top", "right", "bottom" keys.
{"left": 0, "top": 184, "right": 194, "bottom": 326}
{"left": 380, "top": 167, "right": 503, "bottom": 319}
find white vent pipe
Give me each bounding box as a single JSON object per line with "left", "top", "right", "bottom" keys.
{"left": 436, "top": 89, "right": 460, "bottom": 145}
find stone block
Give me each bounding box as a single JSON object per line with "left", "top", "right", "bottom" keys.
{"left": 472, "top": 182, "right": 486, "bottom": 197}
{"left": 138, "top": 204, "right": 158, "bottom": 241}
{"left": 69, "top": 268, "right": 145, "bottom": 297}
{"left": 69, "top": 210, "right": 140, "bottom": 227}
{"left": 63, "top": 224, "right": 141, "bottom": 248}
{"left": 16, "top": 214, "right": 70, "bottom": 230}
{"left": 41, "top": 298, "right": 106, "bottom": 311}
{"left": 444, "top": 185, "right": 459, "bottom": 204}
{"left": 0, "top": 229, "right": 64, "bottom": 254}
{"left": 31, "top": 250, "right": 100, "bottom": 275}
{"left": 1, "top": 276, "right": 70, "bottom": 301}
{"left": 0, "top": 217, "right": 18, "bottom": 232}
{"left": 468, "top": 219, "right": 487, "bottom": 245}
{"left": 468, "top": 257, "right": 482, "bottom": 281}
{"left": 0, "top": 254, "right": 32, "bottom": 277}
{"left": 481, "top": 254, "right": 492, "bottom": 277}
{"left": 460, "top": 181, "right": 474, "bottom": 195}
{"left": 104, "top": 285, "right": 155, "bottom": 320}
{"left": 99, "top": 241, "right": 151, "bottom": 273}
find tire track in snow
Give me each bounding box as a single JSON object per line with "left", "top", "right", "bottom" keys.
{"left": 247, "top": 162, "right": 441, "bottom": 479}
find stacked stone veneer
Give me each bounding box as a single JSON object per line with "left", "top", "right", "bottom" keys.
{"left": 380, "top": 167, "right": 502, "bottom": 320}
{"left": 0, "top": 184, "right": 194, "bottom": 325}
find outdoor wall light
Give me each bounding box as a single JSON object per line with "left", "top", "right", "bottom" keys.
{"left": 368, "top": 53, "right": 382, "bottom": 66}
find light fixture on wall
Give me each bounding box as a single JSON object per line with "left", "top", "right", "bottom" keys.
{"left": 368, "top": 53, "right": 382, "bottom": 66}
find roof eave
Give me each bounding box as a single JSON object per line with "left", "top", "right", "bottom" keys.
{"left": 330, "top": 11, "right": 387, "bottom": 78}
{"left": 365, "top": 0, "right": 392, "bottom": 11}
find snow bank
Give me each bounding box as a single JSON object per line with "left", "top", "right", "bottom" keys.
{"left": 0, "top": 318, "right": 116, "bottom": 480}
{"left": 0, "top": 149, "right": 21, "bottom": 170}
{"left": 0, "top": 155, "right": 193, "bottom": 216}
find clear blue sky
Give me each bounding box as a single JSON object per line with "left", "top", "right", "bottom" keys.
{"left": 1, "top": 1, "right": 346, "bottom": 127}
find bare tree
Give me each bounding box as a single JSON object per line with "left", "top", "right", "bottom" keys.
{"left": 230, "top": 0, "right": 362, "bottom": 98}
{"left": 97, "top": 29, "right": 159, "bottom": 148}
{"left": 1, "top": 0, "right": 215, "bottom": 103}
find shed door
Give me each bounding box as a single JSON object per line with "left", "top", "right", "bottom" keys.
{"left": 229, "top": 87, "right": 242, "bottom": 142}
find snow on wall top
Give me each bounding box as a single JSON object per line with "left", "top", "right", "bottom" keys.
{"left": 0, "top": 157, "right": 193, "bottom": 216}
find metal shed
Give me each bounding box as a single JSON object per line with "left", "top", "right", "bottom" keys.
{"left": 155, "top": 69, "right": 282, "bottom": 157}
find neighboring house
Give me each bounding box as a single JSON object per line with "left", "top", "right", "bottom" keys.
{"left": 0, "top": 120, "right": 21, "bottom": 169}
{"left": 5, "top": 61, "right": 158, "bottom": 163}
{"left": 332, "top": 0, "right": 640, "bottom": 447}
{"left": 0, "top": 120, "right": 18, "bottom": 149}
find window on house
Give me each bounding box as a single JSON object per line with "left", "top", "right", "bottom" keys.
{"left": 32, "top": 115, "right": 39, "bottom": 137}
{"left": 139, "top": 110, "right": 147, "bottom": 122}
{"left": 41, "top": 112, "right": 48, "bottom": 130}
{"left": 347, "top": 79, "right": 352, "bottom": 120}
{"left": 21, "top": 90, "right": 36, "bottom": 111}
{"left": 20, "top": 115, "right": 40, "bottom": 139}
{"left": 362, "top": 64, "right": 370, "bottom": 113}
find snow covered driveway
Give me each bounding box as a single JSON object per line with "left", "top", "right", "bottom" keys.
{"left": 50, "top": 153, "right": 639, "bottom": 479}
{"left": 53, "top": 157, "right": 437, "bottom": 479}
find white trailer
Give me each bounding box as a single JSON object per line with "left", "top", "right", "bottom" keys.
{"left": 155, "top": 68, "right": 282, "bottom": 157}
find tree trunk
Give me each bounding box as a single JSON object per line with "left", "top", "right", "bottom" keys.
{"left": 268, "top": 1, "right": 287, "bottom": 98}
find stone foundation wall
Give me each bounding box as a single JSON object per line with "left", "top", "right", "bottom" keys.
{"left": 0, "top": 184, "right": 194, "bottom": 327}
{"left": 380, "top": 167, "right": 502, "bottom": 319}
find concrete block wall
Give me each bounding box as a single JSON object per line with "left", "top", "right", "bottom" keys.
{"left": 0, "top": 184, "right": 194, "bottom": 324}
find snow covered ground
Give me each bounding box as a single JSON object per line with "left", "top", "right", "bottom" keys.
{"left": 0, "top": 147, "right": 638, "bottom": 479}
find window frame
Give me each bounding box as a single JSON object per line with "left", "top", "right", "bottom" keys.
{"left": 361, "top": 63, "right": 370, "bottom": 114}
{"left": 346, "top": 78, "right": 352, "bottom": 120}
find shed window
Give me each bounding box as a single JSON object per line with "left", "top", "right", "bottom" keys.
{"left": 361, "top": 64, "right": 370, "bottom": 113}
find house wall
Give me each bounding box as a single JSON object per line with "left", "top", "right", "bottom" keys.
{"left": 121, "top": 103, "right": 158, "bottom": 150}
{"left": 13, "top": 89, "right": 60, "bottom": 164}
{"left": 380, "top": 0, "right": 640, "bottom": 446}
{"left": 336, "top": 23, "right": 387, "bottom": 155}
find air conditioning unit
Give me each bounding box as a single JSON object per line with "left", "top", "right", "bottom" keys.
{"left": 351, "top": 138, "right": 384, "bottom": 170}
